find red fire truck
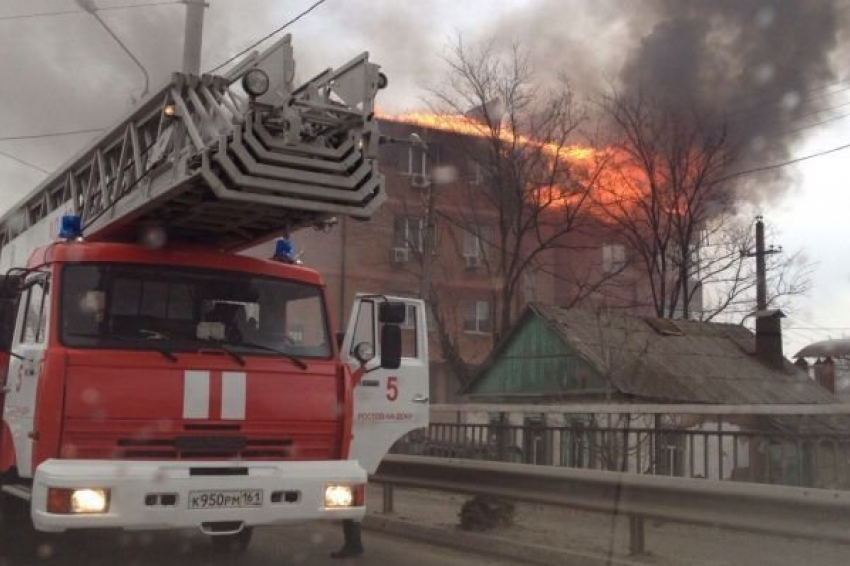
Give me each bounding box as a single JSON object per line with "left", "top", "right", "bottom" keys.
{"left": 0, "top": 36, "right": 429, "bottom": 550}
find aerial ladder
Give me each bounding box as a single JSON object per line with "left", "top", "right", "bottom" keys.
{"left": 0, "top": 36, "right": 429, "bottom": 549}
{"left": 0, "top": 34, "right": 387, "bottom": 264}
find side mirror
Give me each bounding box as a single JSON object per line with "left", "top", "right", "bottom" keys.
{"left": 352, "top": 342, "right": 375, "bottom": 366}
{"left": 379, "top": 302, "right": 406, "bottom": 324}
{"left": 380, "top": 324, "right": 401, "bottom": 370}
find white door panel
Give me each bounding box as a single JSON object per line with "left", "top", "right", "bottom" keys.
{"left": 343, "top": 296, "right": 429, "bottom": 474}
{"left": 3, "top": 274, "right": 49, "bottom": 478}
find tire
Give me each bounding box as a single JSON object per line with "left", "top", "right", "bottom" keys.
{"left": 0, "top": 492, "right": 29, "bottom": 525}
{"left": 210, "top": 527, "right": 253, "bottom": 553}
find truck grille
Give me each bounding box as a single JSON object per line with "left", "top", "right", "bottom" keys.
{"left": 60, "top": 420, "right": 339, "bottom": 461}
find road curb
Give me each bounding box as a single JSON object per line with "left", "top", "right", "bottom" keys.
{"left": 363, "top": 515, "right": 651, "bottom": 566}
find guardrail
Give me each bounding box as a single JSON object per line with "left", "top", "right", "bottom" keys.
{"left": 392, "top": 422, "right": 850, "bottom": 489}
{"left": 396, "top": 404, "right": 850, "bottom": 489}
{"left": 372, "top": 454, "right": 850, "bottom": 555}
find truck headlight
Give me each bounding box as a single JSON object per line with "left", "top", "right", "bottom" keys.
{"left": 324, "top": 484, "right": 364, "bottom": 508}
{"left": 47, "top": 488, "right": 110, "bottom": 514}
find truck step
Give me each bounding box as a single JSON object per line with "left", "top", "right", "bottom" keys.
{"left": 1, "top": 484, "right": 32, "bottom": 501}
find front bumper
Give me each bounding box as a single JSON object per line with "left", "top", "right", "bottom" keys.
{"left": 31, "top": 459, "right": 366, "bottom": 533}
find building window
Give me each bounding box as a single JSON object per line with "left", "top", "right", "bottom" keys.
{"left": 467, "top": 159, "right": 484, "bottom": 184}
{"left": 425, "top": 303, "right": 437, "bottom": 332}
{"left": 405, "top": 145, "right": 428, "bottom": 177}
{"left": 463, "top": 226, "right": 490, "bottom": 269}
{"left": 602, "top": 244, "right": 626, "bottom": 273}
{"left": 463, "top": 300, "right": 492, "bottom": 334}
{"left": 400, "top": 303, "right": 417, "bottom": 330}
{"left": 394, "top": 216, "right": 425, "bottom": 253}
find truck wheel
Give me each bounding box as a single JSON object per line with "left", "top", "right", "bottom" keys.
{"left": 0, "top": 493, "right": 29, "bottom": 525}
{"left": 210, "top": 527, "right": 252, "bottom": 553}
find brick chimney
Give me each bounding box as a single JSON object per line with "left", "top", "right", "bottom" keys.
{"left": 755, "top": 309, "right": 786, "bottom": 369}
{"left": 814, "top": 357, "right": 836, "bottom": 393}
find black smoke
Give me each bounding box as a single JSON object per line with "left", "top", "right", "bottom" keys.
{"left": 620, "top": 1, "right": 842, "bottom": 189}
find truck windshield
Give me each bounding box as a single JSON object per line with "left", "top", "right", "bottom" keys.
{"left": 60, "top": 263, "right": 331, "bottom": 359}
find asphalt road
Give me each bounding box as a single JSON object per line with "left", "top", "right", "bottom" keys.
{"left": 0, "top": 520, "right": 516, "bottom": 566}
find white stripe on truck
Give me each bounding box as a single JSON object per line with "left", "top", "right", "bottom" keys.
{"left": 221, "top": 371, "right": 247, "bottom": 420}
{"left": 183, "top": 370, "right": 210, "bottom": 419}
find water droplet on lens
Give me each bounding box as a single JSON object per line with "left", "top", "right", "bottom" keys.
{"left": 781, "top": 91, "right": 801, "bottom": 111}
{"left": 433, "top": 165, "right": 458, "bottom": 184}
{"left": 35, "top": 544, "right": 54, "bottom": 560}
{"left": 754, "top": 64, "right": 774, "bottom": 84}
{"left": 755, "top": 7, "right": 775, "bottom": 28}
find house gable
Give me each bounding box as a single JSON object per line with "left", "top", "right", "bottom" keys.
{"left": 466, "top": 312, "right": 605, "bottom": 398}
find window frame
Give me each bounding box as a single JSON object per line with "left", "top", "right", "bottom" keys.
{"left": 404, "top": 145, "right": 428, "bottom": 177}
{"left": 463, "top": 226, "right": 491, "bottom": 265}
{"left": 394, "top": 216, "right": 437, "bottom": 254}
{"left": 18, "top": 273, "right": 49, "bottom": 345}
{"left": 463, "top": 300, "right": 492, "bottom": 335}
{"left": 602, "top": 243, "right": 627, "bottom": 274}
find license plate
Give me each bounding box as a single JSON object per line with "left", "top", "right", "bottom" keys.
{"left": 188, "top": 489, "right": 263, "bottom": 510}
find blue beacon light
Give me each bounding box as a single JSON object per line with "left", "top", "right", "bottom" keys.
{"left": 59, "top": 215, "right": 83, "bottom": 240}
{"left": 273, "top": 238, "right": 296, "bottom": 263}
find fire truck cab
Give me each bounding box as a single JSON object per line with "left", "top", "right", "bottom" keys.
{"left": 0, "top": 236, "right": 428, "bottom": 543}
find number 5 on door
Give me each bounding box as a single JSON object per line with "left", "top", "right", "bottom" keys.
{"left": 386, "top": 376, "right": 398, "bottom": 401}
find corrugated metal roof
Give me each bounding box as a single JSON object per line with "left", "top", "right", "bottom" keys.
{"left": 529, "top": 304, "right": 838, "bottom": 405}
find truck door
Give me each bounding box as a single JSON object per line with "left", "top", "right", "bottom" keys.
{"left": 0, "top": 275, "right": 21, "bottom": 468}
{"left": 3, "top": 273, "right": 49, "bottom": 478}
{"left": 342, "top": 296, "right": 429, "bottom": 474}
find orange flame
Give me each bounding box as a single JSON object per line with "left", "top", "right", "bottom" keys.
{"left": 378, "top": 111, "right": 650, "bottom": 215}
{"left": 379, "top": 112, "right": 597, "bottom": 163}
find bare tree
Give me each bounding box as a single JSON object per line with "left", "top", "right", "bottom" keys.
{"left": 595, "top": 91, "right": 812, "bottom": 320}
{"left": 427, "top": 35, "right": 608, "bottom": 347}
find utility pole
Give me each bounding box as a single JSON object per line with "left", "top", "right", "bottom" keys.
{"left": 182, "top": 0, "right": 208, "bottom": 74}
{"left": 408, "top": 134, "right": 436, "bottom": 305}
{"left": 744, "top": 216, "right": 782, "bottom": 311}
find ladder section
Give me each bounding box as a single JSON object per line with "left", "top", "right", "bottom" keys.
{"left": 0, "top": 36, "right": 386, "bottom": 252}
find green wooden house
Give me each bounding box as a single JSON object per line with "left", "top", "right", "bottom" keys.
{"left": 463, "top": 304, "right": 837, "bottom": 405}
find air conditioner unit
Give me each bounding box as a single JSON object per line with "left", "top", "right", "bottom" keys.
{"left": 464, "top": 254, "right": 481, "bottom": 269}
{"left": 391, "top": 247, "right": 409, "bottom": 264}
{"left": 411, "top": 173, "right": 431, "bottom": 188}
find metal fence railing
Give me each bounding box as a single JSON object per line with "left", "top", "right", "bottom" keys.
{"left": 391, "top": 421, "right": 850, "bottom": 489}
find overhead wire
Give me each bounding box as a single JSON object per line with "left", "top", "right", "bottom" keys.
{"left": 0, "top": 150, "right": 48, "bottom": 173}
{"left": 714, "top": 141, "right": 850, "bottom": 184}
{"left": 207, "top": 0, "right": 328, "bottom": 74}
{"left": 0, "top": 128, "right": 104, "bottom": 142}
{"left": 0, "top": 1, "right": 183, "bottom": 21}
{"left": 726, "top": 79, "right": 850, "bottom": 119}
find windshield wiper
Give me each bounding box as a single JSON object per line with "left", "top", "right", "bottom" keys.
{"left": 237, "top": 340, "right": 308, "bottom": 370}
{"left": 191, "top": 338, "right": 246, "bottom": 367}
{"left": 66, "top": 331, "right": 178, "bottom": 363}
{"left": 139, "top": 328, "right": 246, "bottom": 367}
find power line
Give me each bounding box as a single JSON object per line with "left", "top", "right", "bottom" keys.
{"left": 207, "top": 0, "right": 328, "bottom": 74}
{"left": 771, "top": 110, "right": 850, "bottom": 138}
{"left": 0, "top": 150, "right": 47, "bottom": 173}
{"left": 0, "top": 1, "right": 183, "bottom": 21}
{"left": 787, "top": 327, "right": 850, "bottom": 332}
{"left": 716, "top": 141, "right": 850, "bottom": 184}
{"left": 734, "top": 97, "right": 850, "bottom": 126}
{"left": 727, "top": 79, "right": 850, "bottom": 119}
{"left": 0, "top": 128, "right": 103, "bottom": 142}
{"left": 0, "top": 10, "right": 77, "bottom": 21}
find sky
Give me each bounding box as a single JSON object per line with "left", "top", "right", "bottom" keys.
{"left": 0, "top": 0, "right": 848, "bottom": 355}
